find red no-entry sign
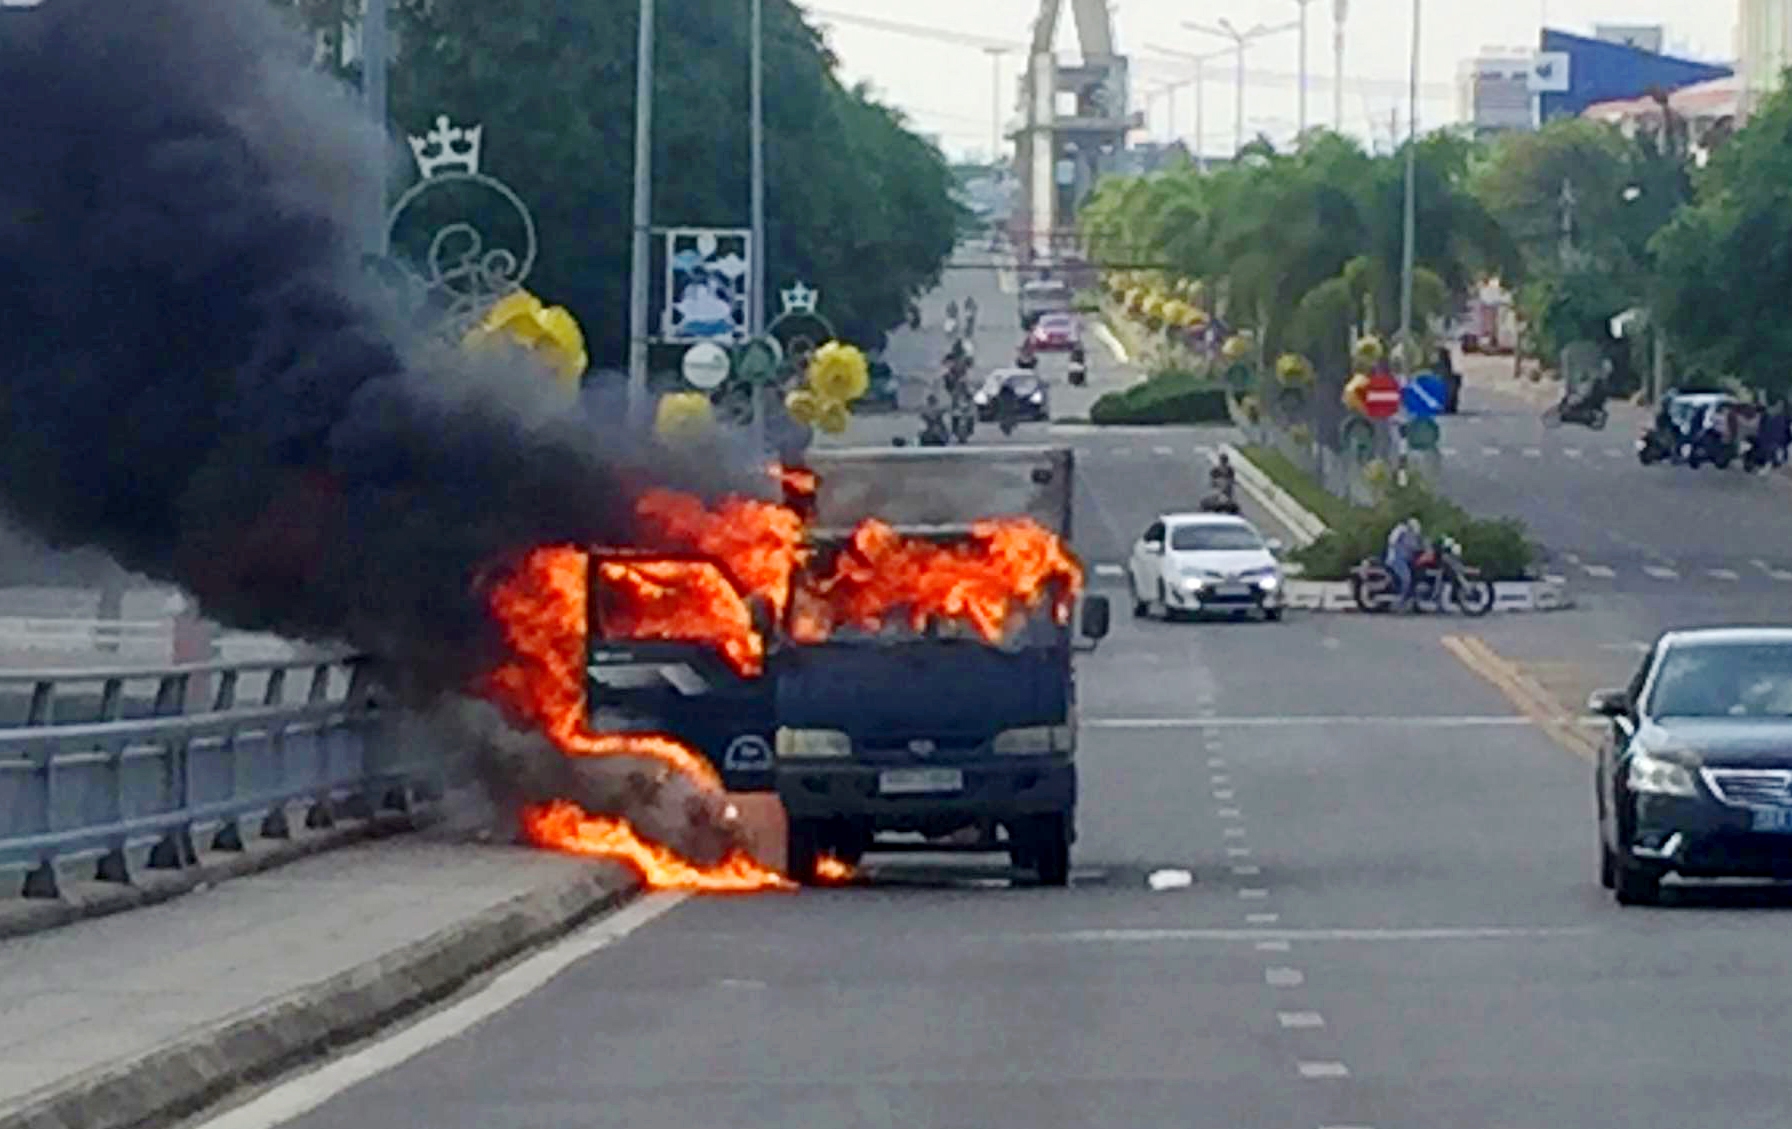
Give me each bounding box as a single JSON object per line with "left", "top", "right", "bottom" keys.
{"left": 1362, "top": 373, "right": 1401, "bottom": 420}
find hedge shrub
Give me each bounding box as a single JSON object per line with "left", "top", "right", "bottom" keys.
{"left": 1289, "top": 479, "right": 1536, "bottom": 582}
{"left": 1090, "top": 368, "right": 1231, "bottom": 425}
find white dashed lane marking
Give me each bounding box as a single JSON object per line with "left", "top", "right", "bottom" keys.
{"left": 1246, "top": 913, "right": 1279, "bottom": 924}
{"left": 1298, "top": 1062, "right": 1351, "bottom": 1079}
{"left": 1152, "top": 445, "right": 1173, "bottom": 456}
{"left": 1094, "top": 563, "right": 1124, "bottom": 578}
{"left": 1709, "top": 568, "right": 1740, "bottom": 581}
{"left": 1256, "top": 940, "right": 1291, "bottom": 952}
{"left": 1582, "top": 564, "right": 1615, "bottom": 578}
{"left": 1239, "top": 888, "right": 1270, "bottom": 900}
{"left": 1644, "top": 565, "right": 1679, "bottom": 580}
{"left": 1265, "top": 967, "right": 1305, "bottom": 986}
{"left": 1224, "top": 827, "right": 1247, "bottom": 838}
{"left": 1232, "top": 865, "right": 1261, "bottom": 876}
{"left": 1278, "top": 1011, "right": 1325, "bottom": 1028}
{"left": 1226, "top": 846, "right": 1252, "bottom": 857}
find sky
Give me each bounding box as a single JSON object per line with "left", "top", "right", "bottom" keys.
{"left": 798, "top": 0, "right": 1739, "bottom": 160}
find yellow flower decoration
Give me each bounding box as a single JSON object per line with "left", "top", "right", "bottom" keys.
{"left": 1352, "top": 336, "right": 1385, "bottom": 373}
{"left": 1275, "top": 353, "right": 1316, "bottom": 387}
{"left": 807, "top": 342, "right": 870, "bottom": 403}
{"left": 464, "top": 289, "right": 589, "bottom": 388}
{"left": 1342, "top": 373, "right": 1371, "bottom": 413}
{"left": 1221, "top": 333, "right": 1253, "bottom": 363}
{"left": 654, "top": 392, "right": 715, "bottom": 442}
{"left": 815, "top": 399, "right": 851, "bottom": 434}
{"left": 785, "top": 388, "right": 822, "bottom": 426}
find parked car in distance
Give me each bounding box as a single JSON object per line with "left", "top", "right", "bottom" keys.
{"left": 1029, "top": 312, "right": 1081, "bottom": 352}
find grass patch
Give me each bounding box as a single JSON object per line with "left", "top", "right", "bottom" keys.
{"left": 1237, "top": 444, "right": 1359, "bottom": 529}
{"left": 1234, "top": 445, "right": 1537, "bottom": 581}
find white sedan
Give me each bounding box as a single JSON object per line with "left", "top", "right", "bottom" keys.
{"left": 1128, "top": 513, "right": 1285, "bottom": 621}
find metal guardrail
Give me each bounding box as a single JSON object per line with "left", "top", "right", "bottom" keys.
{"left": 0, "top": 654, "right": 426, "bottom": 899}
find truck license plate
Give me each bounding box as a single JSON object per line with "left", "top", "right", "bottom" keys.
{"left": 1752, "top": 807, "right": 1792, "bottom": 832}
{"left": 878, "top": 768, "right": 964, "bottom": 795}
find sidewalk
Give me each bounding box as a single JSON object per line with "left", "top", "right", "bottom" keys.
{"left": 0, "top": 837, "right": 636, "bottom": 1129}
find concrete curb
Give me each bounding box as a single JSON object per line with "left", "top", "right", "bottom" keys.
{"left": 0, "top": 863, "right": 640, "bottom": 1129}
{"left": 0, "top": 810, "right": 425, "bottom": 942}
{"left": 1282, "top": 578, "right": 1575, "bottom": 613}
{"left": 1220, "top": 443, "right": 1328, "bottom": 547}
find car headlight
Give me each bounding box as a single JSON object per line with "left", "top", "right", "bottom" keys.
{"left": 992, "top": 724, "right": 1074, "bottom": 755}
{"left": 775, "top": 727, "right": 852, "bottom": 759}
{"left": 1257, "top": 573, "right": 1280, "bottom": 590}
{"left": 1627, "top": 750, "right": 1697, "bottom": 797}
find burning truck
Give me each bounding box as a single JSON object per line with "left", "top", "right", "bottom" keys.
{"left": 578, "top": 444, "right": 1109, "bottom": 886}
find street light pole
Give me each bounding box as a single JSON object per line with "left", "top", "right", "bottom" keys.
{"left": 1184, "top": 19, "right": 1299, "bottom": 156}
{"left": 1333, "top": 0, "right": 1348, "bottom": 132}
{"left": 627, "top": 0, "right": 655, "bottom": 424}
{"left": 985, "top": 46, "right": 1005, "bottom": 162}
{"left": 362, "top": 0, "right": 389, "bottom": 252}
{"left": 748, "top": 0, "right": 767, "bottom": 452}
{"left": 1397, "top": 0, "right": 1419, "bottom": 364}
{"left": 1294, "top": 0, "right": 1312, "bottom": 134}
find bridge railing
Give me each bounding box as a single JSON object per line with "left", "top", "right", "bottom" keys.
{"left": 0, "top": 654, "right": 434, "bottom": 899}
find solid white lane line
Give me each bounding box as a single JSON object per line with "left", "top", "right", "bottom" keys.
{"left": 1084, "top": 715, "right": 1535, "bottom": 729}
{"left": 1092, "top": 320, "right": 1129, "bottom": 362}
{"left": 1035, "top": 925, "right": 1592, "bottom": 944}
{"left": 1265, "top": 967, "right": 1305, "bottom": 986}
{"left": 190, "top": 893, "right": 687, "bottom": 1129}
{"left": 1256, "top": 940, "right": 1291, "bottom": 952}
{"left": 1278, "top": 1011, "right": 1325, "bottom": 1028}
{"left": 1299, "top": 1062, "right": 1351, "bottom": 1079}
{"left": 1582, "top": 564, "right": 1616, "bottom": 578}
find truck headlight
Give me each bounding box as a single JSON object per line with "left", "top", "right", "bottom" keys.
{"left": 775, "top": 727, "right": 852, "bottom": 759}
{"left": 1627, "top": 750, "right": 1697, "bottom": 797}
{"left": 992, "top": 724, "right": 1074, "bottom": 755}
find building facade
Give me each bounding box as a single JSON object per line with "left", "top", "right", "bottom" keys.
{"left": 1737, "top": 0, "right": 1792, "bottom": 118}
{"left": 1457, "top": 50, "right": 1537, "bottom": 136}
{"left": 1537, "top": 28, "right": 1732, "bottom": 122}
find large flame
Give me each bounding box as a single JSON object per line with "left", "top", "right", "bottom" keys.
{"left": 521, "top": 800, "right": 792, "bottom": 892}
{"left": 485, "top": 469, "right": 1084, "bottom": 893}
{"left": 790, "top": 517, "right": 1083, "bottom": 643}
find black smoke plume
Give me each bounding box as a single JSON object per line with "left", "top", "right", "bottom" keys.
{"left": 0, "top": 0, "right": 753, "bottom": 698}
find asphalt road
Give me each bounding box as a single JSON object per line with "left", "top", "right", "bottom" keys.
{"left": 251, "top": 306, "right": 1792, "bottom": 1129}
{"left": 1435, "top": 361, "right": 1792, "bottom": 593}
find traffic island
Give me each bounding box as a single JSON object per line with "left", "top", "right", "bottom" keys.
{"left": 1225, "top": 443, "right": 1572, "bottom": 614}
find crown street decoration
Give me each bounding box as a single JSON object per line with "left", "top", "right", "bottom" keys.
{"left": 381, "top": 116, "right": 538, "bottom": 342}
{"left": 780, "top": 281, "right": 819, "bottom": 316}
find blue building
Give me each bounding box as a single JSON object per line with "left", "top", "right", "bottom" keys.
{"left": 1538, "top": 29, "right": 1732, "bottom": 121}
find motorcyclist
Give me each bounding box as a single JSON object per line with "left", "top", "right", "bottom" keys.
{"left": 1210, "top": 452, "right": 1237, "bottom": 503}
{"left": 963, "top": 296, "right": 978, "bottom": 335}
{"left": 994, "top": 379, "right": 1022, "bottom": 432}
{"left": 1068, "top": 343, "right": 1088, "bottom": 386}
{"left": 1385, "top": 517, "right": 1423, "bottom": 610}
{"left": 919, "top": 394, "right": 949, "bottom": 445}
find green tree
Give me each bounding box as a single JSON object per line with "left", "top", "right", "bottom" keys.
{"left": 1652, "top": 82, "right": 1792, "bottom": 397}
{"left": 280, "top": 0, "right": 958, "bottom": 365}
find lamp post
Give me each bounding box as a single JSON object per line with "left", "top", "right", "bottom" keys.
{"left": 362, "top": 0, "right": 390, "bottom": 251}
{"left": 1184, "top": 18, "right": 1299, "bottom": 156}
{"left": 1146, "top": 44, "right": 1231, "bottom": 171}
{"left": 1397, "top": 0, "right": 1419, "bottom": 366}
{"left": 627, "top": 0, "right": 655, "bottom": 423}
{"left": 984, "top": 46, "right": 1007, "bottom": 162}
{"left": 1290, "top": 0, "right": 1315, "bottom": 134}
{"left": 749, "top": 0, "right": 767, "bottom": 451}
{"left": 1332, "top": 0, "right": 1348, "bottom": 131}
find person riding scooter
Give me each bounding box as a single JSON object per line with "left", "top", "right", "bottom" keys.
{"left": 994, "top": 381, "right": 1023, "bottom": 435}
{"left": 918, "top": 394, "right": 950, "bottom": 447}
{"left": 1068, "top": 343, "right": 1088, "bottom": 386}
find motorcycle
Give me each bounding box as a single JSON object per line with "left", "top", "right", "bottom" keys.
{"left": 918, "top": 412, "right": 950, "bottom": 447}
{"left": 1068, "top": 346, "right": 1088, "bottom": 386}
{"left": 1743, "top": 431, "right": 1775, "bottom": 473}
{"left": 1686, "top": 427, "right": 1735, "bottom": 470}
{"left": 1636, "top": 426, "right": 1678, "bottom": 466}
{"left": 1350, "top": 537, "right": 1494, "bottom": 616}
{"left": 1542, "top": 398, "right": 1608, "bottom": 430}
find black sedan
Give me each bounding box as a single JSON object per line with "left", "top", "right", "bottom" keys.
{"left": 972, "top": 369, "right": 1049, "bottom": 423}
{"left": 1591, "top": 627, "right": 1792, "bottom": 905}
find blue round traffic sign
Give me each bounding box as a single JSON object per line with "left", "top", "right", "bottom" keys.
{"left": 1401, "top": 373, "right": 1449, "bottom": 418}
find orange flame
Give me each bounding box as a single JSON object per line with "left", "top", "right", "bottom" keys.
{"left": 815, "top": 855, "right": 855, "bottom": 883}
{"left": 594, "top": 559, "right": 763, "bottom": 675}
{"left": 790, "top": 517, "right": 1084, "bottom": 644}
{"left": 522, "top": 800, "right": 793, "bottom": 892}
{"left": 632, "top": 488, "right": 806, "bottom": 619}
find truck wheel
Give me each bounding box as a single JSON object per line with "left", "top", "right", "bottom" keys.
{"left": 1028, "top": 814, "right": 1072, "bottom": 887}
{"left": 787, "top": 818, "right": 821, "bottom": 886}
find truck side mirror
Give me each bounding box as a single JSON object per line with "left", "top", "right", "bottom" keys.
{"left": 1081, "top": 595, "right": 1111, "bottom": 641}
